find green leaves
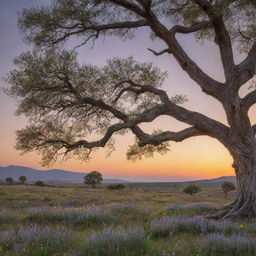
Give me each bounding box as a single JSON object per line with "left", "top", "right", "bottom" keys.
{"left": 7, "top": 48, "right": 172, "bottom": 165}
{"left": 19, "top": 0, "right": 140, "bottom": 47}
{"left": 126, "top": 130, "right": 170, "bottom": 161}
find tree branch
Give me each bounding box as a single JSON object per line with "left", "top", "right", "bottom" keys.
{"left": 112, "top": 79, "right": 230, "bottom": 142}
{"left": 45, "top": 111, "right": 207, "bottom": 154}
{"left": 237, "top": 42, "right": 256, "bottom": 86}
{"left": 170, "top": 21, "right": 211, "bottom": 34}
{"left": 112, "top": 80, "right": 229, "bottom": 142}
{"left": 142, "top": 8, "right": 225, "bottom": 101}
{"left": 113, "top": 79, "right": 169, "bottom": 104}
{"left": 45, "top": 122, "right": 130, "bottom": 151}
{"left": 242, "top": 89, "right": 256, "bottom": 111}
{"left": 109, "top": 0, "right": 146, "bottom": 17}
{"left": 131, "top": 126, "right": 205, "bottom": 146}
{"left": 164, "top": 101, "right": 230, "bottom": 143}
{"left": 192, "top": 0, "right": 235, "bottom": 83}
{"left": 252, "top": 124, "right": 256, "bottom": 134}
{"left": 44, "top": 103, "right": 168, "bottom": 152}
{"left": 147, "top": 48, "right": 171, "bottom": 56}
{"left": 168, "top": 37, "right": 225, "bottom": 100}
{"left": 52, "top": 20, "right": 148, "bottom": 45}
{"left": 54, "top": 72, "right": 129, "bottom": 121}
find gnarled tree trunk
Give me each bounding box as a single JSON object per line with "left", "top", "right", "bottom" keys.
{"left": 211, "top": 123, "right": 256, "bottom": 219}
{"left": 215, "top": 154, "right": 256, "bottom": 219}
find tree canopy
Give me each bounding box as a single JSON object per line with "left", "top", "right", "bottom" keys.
{"left": 84, "top": 171, "right": 103, "bottom": 188}
{"left": 183, "top": 184, "right": 201, "bottom": 195}
{"left": 6, "top": 177, "right": 14, "bottom": 184}
{"left": 19, "top": 176, "right": 27, "bottom": 184}
{"left": 221, "top": 181, "right": 236, "bottom": 195}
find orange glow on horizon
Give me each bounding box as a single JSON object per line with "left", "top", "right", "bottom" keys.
{"left": 0, "top": 132, "right": 235, "bottom": 181}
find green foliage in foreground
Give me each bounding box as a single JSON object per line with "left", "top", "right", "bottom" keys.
{"left": 1, "top": 185, "right": 255, "bottom": 256}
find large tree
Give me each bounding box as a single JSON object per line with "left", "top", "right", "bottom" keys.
{"left": 6, "top": 0, "right": 256, "bottom": 219}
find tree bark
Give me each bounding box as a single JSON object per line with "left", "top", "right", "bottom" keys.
{"left": 210, "top": 134, "right": 256, "bottom": 219}
{"left": 207, "top": 93, "right": 256, "bottom": 219}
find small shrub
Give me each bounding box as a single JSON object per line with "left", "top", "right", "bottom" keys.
{"left": 221, "top": 182, "right": 236, "bottom": 195}
{"left": 35, "top": 180, "right": 44, "bottom": 186}
{"left": 5, "top": 177, "right": 13, "bottom": 185}
{"left": 200, "top": 233, "right": 256, "bottom": 256}
{"left": 86, "top": 226, "right": 146, "bottom": 256}
{"left": 183, "top": 185, "right": 201, "bottom": 195}
{"left": 107, "top": 184, "right": 125, "bottom": 190}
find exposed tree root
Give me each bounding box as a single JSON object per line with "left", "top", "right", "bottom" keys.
{"left": 206, "top": 199, "right": 256, "bottom": 220}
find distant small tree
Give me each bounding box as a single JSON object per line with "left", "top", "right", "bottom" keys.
{"left": 84, "top": 171, "right": 103, "bottom": 189}
{"left": 6, "top": 177, "right": 13, "bottom": 184}
{"left": 221, "top": 182, "right": 236, "bottom": 196}
{"left": 108, "top": 184, "right": 125, "bottom": 190}
{"left": 183, "top": 185, "right": 201, "bottom": 196}
{"left": 35, "top": 180, "right": 45, "bottom": 186}
{"left": 19, "top": 176, "right": 27, "bottom": 184}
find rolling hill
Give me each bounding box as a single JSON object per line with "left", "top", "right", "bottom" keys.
{"left": 0, "top": 165, "right": 236, "bottom": 187}
{"left": 0, "top": 165, "right": 128, "bottom": 183}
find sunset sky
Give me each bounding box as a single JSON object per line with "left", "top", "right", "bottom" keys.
{"left": 1, "top": 0, "right": 255, "bottom": 181}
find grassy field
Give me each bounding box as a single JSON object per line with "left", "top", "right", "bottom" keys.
{"left": 0, "top": 184, "right": 255, "bottom": 256}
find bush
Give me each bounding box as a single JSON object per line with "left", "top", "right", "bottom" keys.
{"left": 221, "top": 182, "right": 236, "bottom": 195}
{"left": 183, "top": 185, "right": 201, "bottom": 195}
{"left": 107, "top": 184, "right": 125, "bottom": 190}
{"left": 86, "top": 226, "right": 146, "bottom": 256}
{"left": 5, "top": 177, "right": 13, "bottom": 184}
{"left": 35, "top": 180, "right": 45, "bottom": 186}
{"left": 200, "top": 233, "right": 256, "bottom": 256}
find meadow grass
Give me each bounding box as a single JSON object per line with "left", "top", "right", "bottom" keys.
{"left": 25, "top": 205, "right": 115, "bottom": 227}
{"left": 0, "top": 225, "right": 76, "bottom": 256}
{"left": 85, "top": 226, "right": 147, "bottom": 256}
{"left": 0, "top": 184, "right": 254, "bottom": 256}
{"left": 150, "top": 215, "right": 241, "bottom": 238}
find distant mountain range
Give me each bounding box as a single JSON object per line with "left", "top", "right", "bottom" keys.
{"left": 133, "top": 176, "right": 236, "bottom": 188}
{"left": 0, "top": 165, "right": 128, "bottom": 183}
{"left": 0, "top": 165, "right": 236, "bottom": 186}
